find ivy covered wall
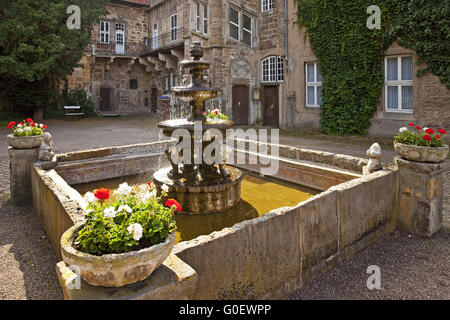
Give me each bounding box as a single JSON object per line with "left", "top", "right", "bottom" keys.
{"left": 294, "top": 0, "right": 450, "bottom": 135}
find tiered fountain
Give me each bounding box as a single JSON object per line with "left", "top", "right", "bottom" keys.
{"left": 153, "top": 43, "right": 243, "bottom": 214}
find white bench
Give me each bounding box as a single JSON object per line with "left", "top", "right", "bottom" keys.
{"left": 64, "top": 106, "right": 84, "bottom": 119}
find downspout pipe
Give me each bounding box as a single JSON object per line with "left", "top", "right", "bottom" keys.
{"left": 284, "top": 0, "right": 289, "bottom": 63}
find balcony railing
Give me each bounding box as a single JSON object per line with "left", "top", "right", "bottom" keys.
{"left": 85, "top": 42, "right": 142, "bottom": 57}
{"left": 140, "top": 28, "right": 185, "bottom": 56}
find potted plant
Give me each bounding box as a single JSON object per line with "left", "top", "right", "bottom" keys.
{"left": 394, "top": 123, "right": 448, "bottom": 163}
{"left": 60, "top": 182, "right": 181, "bottom": 287}
{"left": 203, "top": 108, "right": 229, "bottom": 120}
{"left": 6, "top": 118, "right": 48, "bottom": 149}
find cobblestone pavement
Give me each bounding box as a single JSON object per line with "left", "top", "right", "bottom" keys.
{"left": 0, "top": 115, "right": 448, "bottom": 300}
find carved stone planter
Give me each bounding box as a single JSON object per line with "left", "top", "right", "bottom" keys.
{"left": 7, "top": 134, "right": 43, "bottom": 149}
{"left": 61, "top": 223, "right": 176, "bottom": 287}
{"left": 394, "top": 142, "right": 449, "bottom": 163}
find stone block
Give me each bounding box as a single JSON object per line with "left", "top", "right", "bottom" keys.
{"left": 56, "top": 255, "right": 197, "bottom": 300}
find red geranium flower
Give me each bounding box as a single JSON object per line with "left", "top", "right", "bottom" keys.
{"left": 31, "top": 123, "right": 37, "bottom": 127}
{"left": 422, "top": 135, "right": 432, "bottom": 141}
{"left": 26, "top": 118, "right": 34, "bottom": 124}
{"left": 408, "top": 123, "right": 414, "bottom": 127}
{"left": 94, "top": 188, "right": 110, "bottom": 200}
{"left": 436, "top": 135, "right": 441, "bottom": 139}
{"left": 18, "top": 122, "right": 23, "bottom": 126}
{"left": 7, "top": 121, "right": 15, "bottom": 129}
{"left": 42, "top": 125, "right": 48, "bottom": 130}
{"left": 415, "top": 126, "right": 421, "bottom": 130}
{"left": 215, "top": 110, "right": 219, "bottom": 115}
{"left": 147, "top": 182, "right": 152, "bottom": 188}
{"left": 438, "top": 129, "right": 447, "bottom": 135}
{"left": 165, "top": 199, "right": 181, "bottom": 212}
{"left": 425, "top": 128, "right": 435, "bottom": 135}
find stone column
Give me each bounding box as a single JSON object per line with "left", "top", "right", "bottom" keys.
{"left": 8, "top": 146, "right": 40, "bottom": 206}
{"left": 396, "top": 157, "right": 445, "bottom": 237}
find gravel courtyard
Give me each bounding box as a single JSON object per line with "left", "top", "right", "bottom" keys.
{"left": 0, "top": 115, "right": 448, "bottom": 300}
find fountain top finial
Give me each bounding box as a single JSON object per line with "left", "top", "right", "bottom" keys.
{"left": 190, "top": 42, "right": 203, "bottom": 61}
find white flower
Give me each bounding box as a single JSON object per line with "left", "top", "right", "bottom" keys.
{"left": 161, "top": 184, "right": 169, "bottom": 193}
{"left": 423, "top": 127, "right": 429, "bottom": 132}
{"left": 127, "top": 223, "right": 143, "bottom": 241}
{"left": 399, "top": 127, "right": 408, "bottom": 132}
{"left": 39, "top": 124, "right": 44, "bottom": 128}
{"left": 24, "top": 127, "right": 31, "bottom": 132}
{"left": 142, "top": 190, "right": 157, "bottom": 202}
{"left": 117, "top": 205, "right": 132, "bottom": 213}
{"left": 17, "top": 124, "right": 23, "bottom": 128}
{"left": 84, "top": 192, "right": 97, "bottom": 203}
{"left": 115, "top": 182, "right": 133, "bottom": 196}
{"left": 83, "top": 209, "right": 94, "bottom": 216}
{"left": 103, "top": 206, "right": 117, "bottom": 218}
{"left": 17, "top": 129, "right": 23, "bottom": 133}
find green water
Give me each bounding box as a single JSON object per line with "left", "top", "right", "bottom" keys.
{"left": 72, "top": 170, "right": 319, "bottom": 244}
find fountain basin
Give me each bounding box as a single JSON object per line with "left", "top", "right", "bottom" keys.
{"left": 153, "top": 166, "right": 243, "bottom": 214}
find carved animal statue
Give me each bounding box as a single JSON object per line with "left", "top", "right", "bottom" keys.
{"left": 363, "top": 143, "right": 382, "bottom": 175}
{"left": 39, "top": 132, "right": 55, "bottom": 161}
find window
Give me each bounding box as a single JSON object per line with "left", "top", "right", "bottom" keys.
{"left": 385, "top": 56, "right": 413, "bottom": 112}
{"left": 196, "top": 3, "right": 201, "bottom": 32}
{"left": 262, "top": 0, "right": 274, "bottom": 12}
{"left": 170, "top": 14, "right": 178, "bottom": 42}
{"left": 203, "top": 4, "right": 208, "bottom": 34}
{"left": 305, "top": 62, "right": 323, "bottom": 107}
{"left": 100, "top": 21, "right": 110, "bottom": 44}
{"left": 262, "top": 56, "right": 284, "bottom": 83}
{"left": 229, "top": 7, "right": 240, "bottom": 41}
{"left": 130, "top": 79, "right": 138, "bottom": 90}
{"left": 242, "top": 14, "right": 252, "bottom": 46}
{"left": 228, "top": 6, "right": 254, "bottom": 47}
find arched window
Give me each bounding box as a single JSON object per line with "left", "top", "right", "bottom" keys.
{"left": 262, "top": 56, "right": 284, "bottom": 83}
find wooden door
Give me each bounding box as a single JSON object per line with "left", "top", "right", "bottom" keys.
{"left": 232, "top": 85, "right": 249, "bottom": 126}
{"left": 151, "top": 88, "right": 158, "bottom": 113}
{"left": 99, "top": 88, "right": 111, "bottom": 112}
{"left": 262, "top": 85, "right": 279, "bottom": 127}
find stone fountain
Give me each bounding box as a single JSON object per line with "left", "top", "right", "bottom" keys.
{"left": 153, "top": 43, "right": 243, "bottom": 214}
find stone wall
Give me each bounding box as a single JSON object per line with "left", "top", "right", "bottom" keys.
{"left": 173, "top": 169, "right": 397, "bottom": 299}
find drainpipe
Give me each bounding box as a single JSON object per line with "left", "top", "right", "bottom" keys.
{"left": 284, "top": 0, "right": 289, "bottom": 64}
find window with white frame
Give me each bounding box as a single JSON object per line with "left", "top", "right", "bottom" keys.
{"left": 100, "top": 21, "right": 110, "bottom": 44}
{"left": 228, "top": 6, "right": 254, "bottom": 47}
{"left": 262, "top": 0, "right": 274, "bottom": 12}
{"left": 196, "top": 3, "right": 201, "bottom": 32}
{"left": 305, "top": 62, "right": 323, "bottom": 107}
{"left": 203, "top": 4, "right": 208, "bottom": 34}
{"left": 170, "top": 14, "right": 178, "bottom": 42}
{"left": 193, "top": 2, "right": 208, "bottom": 35}
{"left": 385, "top": 56, "right": 413, "bottom": 112}
{"left": 262, "top": 56, "right": 284, "bottom": 83}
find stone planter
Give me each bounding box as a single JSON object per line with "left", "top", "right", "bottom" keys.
{"left": 7, "top": 134, "right": 43, "bottom": 149}
{"left": 394, "top": 142, "right": 449, "bottom": 163}
{"left": 61, "top": 223, "right": 176, "bottom": 287}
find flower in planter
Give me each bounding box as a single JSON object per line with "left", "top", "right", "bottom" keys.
{"left": 165, "top": 199, "right": 182, "bottom": 213}
{"left": 205, "top": 108, "right": 229, "bottom": 120}
{"left": 7, "top": 118, "right": 48, "bottom": 137}
{"left": 75, "top": 182, "right": 178, "bottom": 256}
{"left": 161, "top": 184, "right": 169, "bottom": 193}
{"left": 94, "top": 188, "right": 110, "bottom": 200}
{"left": 394, "top": 124, "right": 447, "bottom": 148}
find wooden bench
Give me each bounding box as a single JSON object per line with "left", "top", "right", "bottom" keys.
{"left": 64, "top": 106, "right": 84, "bottom": 120}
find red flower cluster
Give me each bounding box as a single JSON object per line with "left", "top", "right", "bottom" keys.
{"left": 94, "top": 188, "right": 110, "bottom": 200}
{"left": 165, "top": 199, "right": 181, "bottom": 212}
{"left": 438, "top": 129, "right": 447, "bottom": 135}
{"left": 7, "top": 121, "right": 15, "bottom": 129}
{"left": 422, "top": 135, "right": 432, "bottom": 142}
{"left": 147, "top": 182, "right": 153, "bottom": 188}
{"left": 425, "top": 128, "right": 435, "bottom": 135}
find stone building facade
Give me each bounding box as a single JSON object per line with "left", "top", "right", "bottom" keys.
{"left": 283, "top": 1, "right": 450, "bottom": 138}
{"left": 67, "top": 0, "right": 449, "bottom": 139}
{"left": 67, "top": 0, "right": 153, "bottom": 114}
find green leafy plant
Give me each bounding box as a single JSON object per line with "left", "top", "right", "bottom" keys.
{"left": 204, "top": 108, "right": 229, "bottom": 120}
{"left": 394, "top": 124, "right": 447, "bottom": 147}
{"left": 75, "top": 183, "right": 179, "bottom": 256}
{"left": 7, "top": 118, "right": 48, "bottom": 136}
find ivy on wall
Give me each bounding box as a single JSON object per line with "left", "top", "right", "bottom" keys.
{"left": 295, "top": 0, "right": 450, "bottom": 136}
